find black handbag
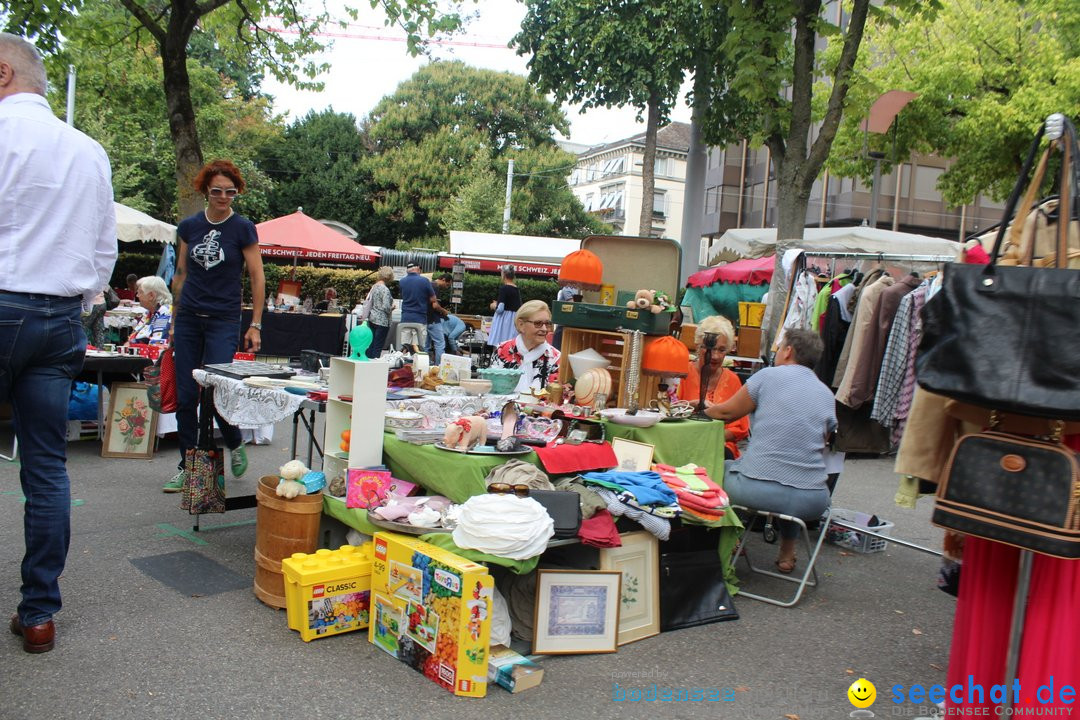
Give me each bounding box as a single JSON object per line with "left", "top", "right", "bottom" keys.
{"left": 529, "top": 490, "right": 582, "bottom": 539}
{"left": 916, "top": 115, "right": 1080, "bottom": 420}
{"left": 932, "top": 430, "right": 1080, "bottom": 558}
{"left": 658, "top": 550, "right": 738, "bottom": 631}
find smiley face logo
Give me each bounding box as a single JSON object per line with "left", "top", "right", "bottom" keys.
{"left": 848, "top": 678, "right": 877, "bottom": 708}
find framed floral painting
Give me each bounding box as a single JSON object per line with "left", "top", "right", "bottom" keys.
{"left": 101, "top": 382, "right": 158, "bottom": 459}
{"left": 599, "top": 531, "right": 661, "bottom": 645}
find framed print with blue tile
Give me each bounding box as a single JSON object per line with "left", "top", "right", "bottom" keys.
{"left": 532, "top": 570, "right": 621, "bottom": 654}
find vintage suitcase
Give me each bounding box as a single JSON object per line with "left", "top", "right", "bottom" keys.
{"left": 553, "top": 235, "right": 682, "bottom": 336}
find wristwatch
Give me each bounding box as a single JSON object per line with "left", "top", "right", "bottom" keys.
{"left": 250, "top": 322, "right": 262, "bottom": 330}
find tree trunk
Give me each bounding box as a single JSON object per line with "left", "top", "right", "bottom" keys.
{"left": 161, "top": 33, "right": 204, "bottom": 220}
{"left": 638, "top": 92, "right": 660, "bottom": 237}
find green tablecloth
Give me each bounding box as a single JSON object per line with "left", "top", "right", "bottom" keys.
{"left": 381, "top": 432, "right": 543, "bottom": 503}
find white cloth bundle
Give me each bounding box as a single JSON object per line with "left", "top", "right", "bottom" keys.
{"left": 451, "top": 494, "right": 554, "bottom": 560}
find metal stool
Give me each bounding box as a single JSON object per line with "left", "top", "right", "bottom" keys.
{"left": 730, "top": 504, "right": 832, "bottom": 607}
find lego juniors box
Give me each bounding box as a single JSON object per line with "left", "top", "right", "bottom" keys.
{"left": 282, "top": 545, "right": 372, "bottom": 642}
{"left": 368, "top": 532, "right": 494, "bottom": 698}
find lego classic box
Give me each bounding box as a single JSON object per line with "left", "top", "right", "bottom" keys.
{"left": 368, "top": 532, "right": 494, "bottom": 698}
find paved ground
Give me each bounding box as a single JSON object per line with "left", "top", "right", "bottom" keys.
{"left": 0, "top": 419, "right": 956, "bottom": 720}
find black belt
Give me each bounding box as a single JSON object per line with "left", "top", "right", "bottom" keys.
{"left": 0, "top": 290, "right": 81, "bottom": 301}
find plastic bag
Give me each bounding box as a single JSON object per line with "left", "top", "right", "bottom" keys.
{"left": 68, "top": 382, "right": 99, "bottom": 421}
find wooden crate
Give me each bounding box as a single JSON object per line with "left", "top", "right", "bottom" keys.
{"left": 559, "top": 328, "right": 661, "bottom": 410}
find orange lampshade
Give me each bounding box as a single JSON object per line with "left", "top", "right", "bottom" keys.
{"left": 641, "top": 335, "right": 690, "bottom": 378}
{"left": 558, "top": 249, "right": 604, "bottom": 290}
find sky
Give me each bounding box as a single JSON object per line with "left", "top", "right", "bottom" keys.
{"left": 260, "top": 0, "right": 692, "bottom": 147}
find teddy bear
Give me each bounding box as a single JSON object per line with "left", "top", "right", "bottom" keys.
{"left": 442, "top": 415, "right": 488, "bottom": 450}
{"left": 419, "top": 366, "right": 445, "bottom": 391}
{"left": 276, "top": 459, "right": 309, "bottom": 499}
{"left": 626, "top": 289, "right": 673, "bottom": 314}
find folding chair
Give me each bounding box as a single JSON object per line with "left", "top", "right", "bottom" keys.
{"left": 730, "top": 504, "right": 833, "bottom": 608}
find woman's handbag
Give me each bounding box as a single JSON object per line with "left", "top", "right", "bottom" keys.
{"left": 932, "top": 428, "right": 1080, "bottom": 558}
{"left": 181, "top": 390, "right": 226, "bottom": 514}
{"left": 916, "top": 114, "right": 1080, "bottom": 420}
{"left": 144, "top": 346, "right": 177, "bottom": 414}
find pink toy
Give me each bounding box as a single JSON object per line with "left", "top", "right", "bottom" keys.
{"left": 443, "top": 415, "right": 488, "bottom": 450}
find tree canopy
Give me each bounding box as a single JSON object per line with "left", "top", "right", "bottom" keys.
{"left": 828, "top": 0, "right": 1080, "bottom": 206}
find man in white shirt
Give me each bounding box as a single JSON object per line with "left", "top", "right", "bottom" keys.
{"left": 0, "top": 33, "right": 117, "bottom": 653}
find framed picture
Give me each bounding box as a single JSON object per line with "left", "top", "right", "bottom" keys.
{"left": 276, "top": 279, "right": 302, "bottom": 307}
{"left": 600, "top": 531, "right": 661, "bottom": 645}
{"left": 611, "top": 437, "right": 655, "bottom": 472}
{"left": 101, "top": 382, "right": 158, "bottom": 459}
{"left": 533, "top": 570, "right": 620, "bottom": 655}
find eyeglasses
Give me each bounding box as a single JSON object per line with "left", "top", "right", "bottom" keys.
{"left": 488, "top": 483, "right": 530, "bottom": 497}
{"left": 527, "top": 320, "right": 554, "bottom": 330}
{"left": 698, "top": 345, "right": 732, "bottom": 355}
{"left": 208, "top": 188, "right": 239, "bottom": 198}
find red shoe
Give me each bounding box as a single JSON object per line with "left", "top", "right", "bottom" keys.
{"left": 10, "top": 614, "right": 55, "bottom": 653}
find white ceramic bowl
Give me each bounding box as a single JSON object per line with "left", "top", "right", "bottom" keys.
{"left": 459, "top": 378, "right": 493, "bottom": 395}
{"left": 385, "top": 410, "right": 424, "bottom": 430}
{"left": 568, "top": 348, "right": 611, "bottom": 377}
{"left": 600, "top": 408, "right": 662, "bottom": 428}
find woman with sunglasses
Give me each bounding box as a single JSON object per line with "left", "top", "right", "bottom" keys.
{"left": 164, "top": 159, "right": 265, "bottom": 493}
{"left": 488, "top": 299, "right": 560, "bottom": 394}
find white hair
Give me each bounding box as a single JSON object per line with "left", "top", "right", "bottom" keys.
{"left": 0, "top": 33, "right": 47, "bottom": 95}
{"left": 137, "top": 276, "right": 172, "bottom": 307}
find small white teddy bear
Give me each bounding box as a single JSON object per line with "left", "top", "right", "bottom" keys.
{"left": 276, "top": 459, "right": 309, "bottom": 499}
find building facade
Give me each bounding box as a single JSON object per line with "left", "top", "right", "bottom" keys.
{"left": 568, "top": 122, "right": 691, "bottom": 240}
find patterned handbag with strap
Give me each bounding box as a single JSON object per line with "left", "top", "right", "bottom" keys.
{"left": 144, "top": 346, "right": 177, "bottom": 414}
{"left": 181, "top": 389, "right": 225, "bottom": 514}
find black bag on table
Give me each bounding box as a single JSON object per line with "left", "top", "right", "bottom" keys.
{"left": 529, "top": 490, "right": 583, "bottom": 540}
{"left": 916, "top": 115, "right": 1080, "bottom": 420}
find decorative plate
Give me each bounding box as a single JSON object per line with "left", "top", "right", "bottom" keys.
{"left": 367, "top": 515, "right": 450, "bottom": 536}
{"left": 433, "top": 443, "right": 534, "bottom": 456}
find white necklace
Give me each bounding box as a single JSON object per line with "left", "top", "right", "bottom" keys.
{"left": 205, "top": 209, "right": 233, "bottom": 225}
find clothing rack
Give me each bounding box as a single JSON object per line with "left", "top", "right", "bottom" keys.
{"left": 798, "top": 251, "right": 957, "bottom": 263}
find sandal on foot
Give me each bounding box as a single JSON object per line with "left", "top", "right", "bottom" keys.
{"left": 230, "top": 445, "right": 248, "bottom": 478}
{"left": 775, "top": 557, "right": 797, "bottom": 574}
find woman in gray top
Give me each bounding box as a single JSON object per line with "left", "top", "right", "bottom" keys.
{"left": 708, "top": 329, "right": 837, "bottom": 574}
{"left": 365, "top": 266, "right": 395, "bottom": 359}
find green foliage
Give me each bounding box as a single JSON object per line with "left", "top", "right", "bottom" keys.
{"left": 110, "top": 252, "right": 164, "bottom": 287}
{"left": 364, "top": 61, "right": 607, "bottom": 246}
{"left": 455, "top": 276, "right": 560, "bottom": 317}
{"left": 828, "top": 0, "right": 1080, "bottom": 205}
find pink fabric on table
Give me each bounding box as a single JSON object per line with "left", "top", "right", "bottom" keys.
{"left": 533, "top": 441, "right": 618, "bottom": 475}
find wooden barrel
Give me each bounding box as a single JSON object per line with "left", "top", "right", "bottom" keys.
{"left": 254, "top": 475, "right": 322, "bottom": 609}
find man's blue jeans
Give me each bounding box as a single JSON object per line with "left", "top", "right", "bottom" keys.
{"left": 427, "top": 320, "right": 446, "bottom": 365}
{"left": 0, "top": 292, "right": 86, "bottom": 626}
{"left": 172, "top": 310, "right": 242, "bottom": 466}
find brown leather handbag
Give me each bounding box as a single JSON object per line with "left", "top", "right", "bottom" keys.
{"left": 932, "top": 428, "right": 1080, "bottom": 558}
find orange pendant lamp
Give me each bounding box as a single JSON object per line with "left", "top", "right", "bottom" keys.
{"left": 558, "top": 249, "right": 604, "bottom": 291}
{"left": 641, "top": 335, "right": 690, "bottom": 378}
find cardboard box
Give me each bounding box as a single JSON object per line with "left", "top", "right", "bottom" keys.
{"left": 736, "top": 327, "right": 762, "bottom": 358}
{"left": 369, "top": 532, "right": 494, "bottom": 698}
{"left": 487, "top": 645, "right": 544, "bottom": 693}
{"left": 282, "top": 544, "right": 373, "bottom": 642}
{"left": 345, "top": 469, "right": 417, "bottom": 510}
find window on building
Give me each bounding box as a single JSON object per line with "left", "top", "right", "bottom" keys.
{"left": 599, "top": 183, "right": 625, "bottom": 216}
{"left": 914, "top": 166, "right": 945, "bottom": 201}
{"left": 600, "top": 156, "right": 626, "bottom": 178}
{"left": 653, "top": 190, "right": 667, "bottom": 218}
{"left": 569, "top": 168, "right": 581, "bottom": 186}
{"left": 654, "top": 156, "right": 672, "bottom": 177}
{"left": 583, "top": 193, "right": 595, "bottom": 212}
{"left": 705, "top": 186, "right": 721, "bottom": 214}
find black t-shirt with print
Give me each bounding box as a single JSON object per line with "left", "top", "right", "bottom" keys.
{"left": 176, "top": 211, "right": 258, "bottom": 317}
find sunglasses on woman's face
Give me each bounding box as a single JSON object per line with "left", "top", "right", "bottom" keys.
{"left": 488, "top": 483, "right": 530, "bottom": 497}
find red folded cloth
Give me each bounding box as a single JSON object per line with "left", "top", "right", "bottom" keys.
{"left": 578, "top": 509, "right": 622, "bottom": 548}
{"left": 533, "top": 441, "right": 618, "bottom": 475}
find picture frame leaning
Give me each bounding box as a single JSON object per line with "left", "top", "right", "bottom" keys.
{"left": 599, "top": 531, "right": 661, "bottom": 645}
{"left": 532, "top": 569, "right": 621, "bottom": 655}
{"left": 101, "top": 382, "right": 158, "bottom": 459}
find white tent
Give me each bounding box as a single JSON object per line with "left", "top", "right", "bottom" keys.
{"left": 115, "top": 202, "right": 176, "bottom": 244}
{"left": 707, "top": 226, "right": 962, "bottom": 263}
{"left": 448, "top": 230, "right": 581, "bottom": 263}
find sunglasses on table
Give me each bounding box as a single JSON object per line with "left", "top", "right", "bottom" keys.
{"left": 488, "top": 483, "right": 531, "bottom": 497}
{"left": 208, "top": 188, "right": 239, "bottom": 198}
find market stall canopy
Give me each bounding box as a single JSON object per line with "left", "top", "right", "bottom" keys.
{"left": 687, "top": 255, "right": 775, "bottom": 288}
{"left": 256, "top": 211, "right": 379, "bottom": 263}
{"left": 115, "top": 202, "right": 176, "bottom": 244}
{"left": 448, "top": 230, "right": 581, "bottom": 264}
{"left": 707, "top": 226, "right": 961, "bottom": 263}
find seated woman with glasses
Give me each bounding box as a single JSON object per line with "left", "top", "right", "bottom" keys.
{"left": 488, "top": 299, "right": 560, "bottom": 394}
{"left": 675, "top": 315, "right": 749, "bottom": 459}
{"left": 124, "top": 276, "right": 173, "bottom": 346}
